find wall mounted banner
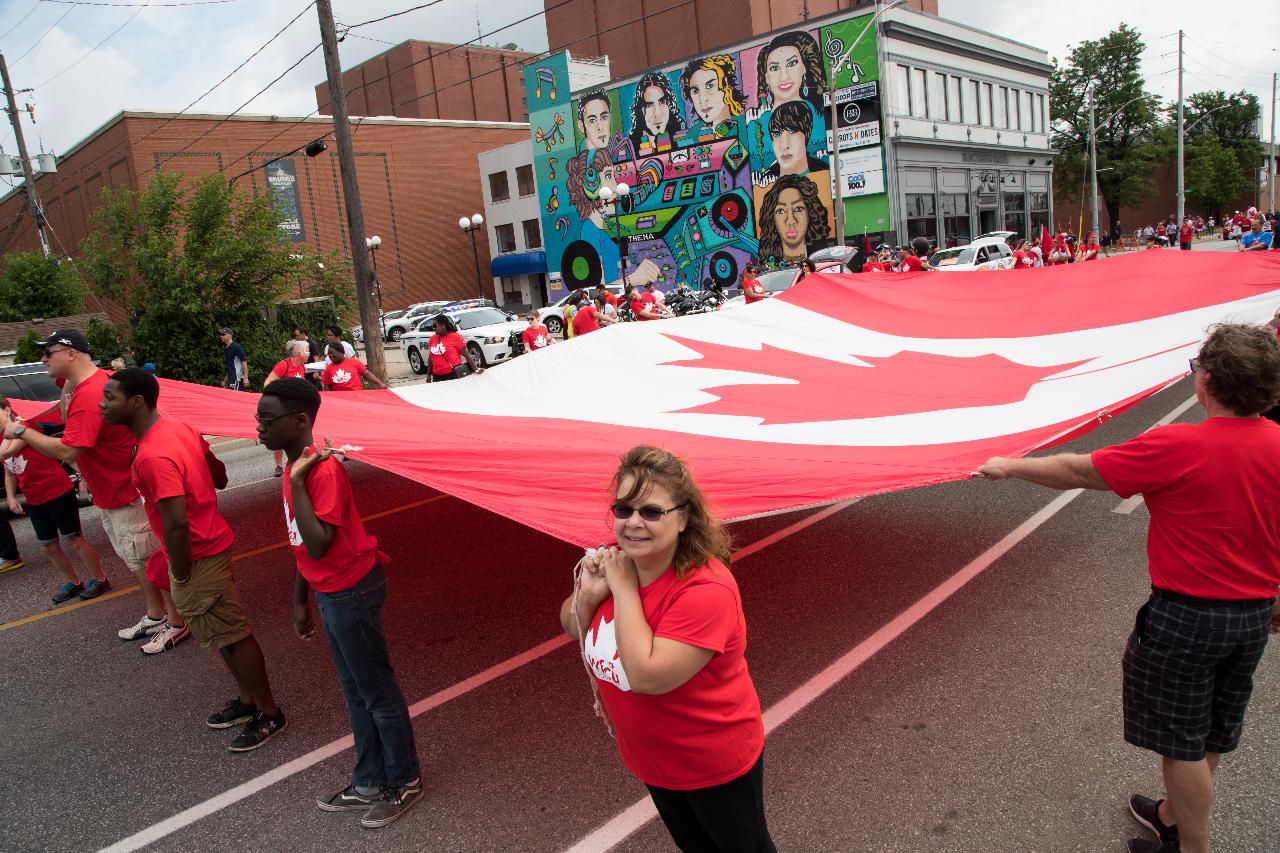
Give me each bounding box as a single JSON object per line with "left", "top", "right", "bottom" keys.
{"left": 831, "top": 147, "right": 886, "bottom": 198}
{"left": 10, "top": 254, "right": 1268, "bottom": 548}
{"left": 265, "top": 159, "right": 305, "bottom": 243}
{"left": 824, "top": 82, "right": 882, "bottom": 150}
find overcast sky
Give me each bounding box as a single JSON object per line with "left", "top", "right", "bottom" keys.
{"left": 0, "top": 0, "right": 1275, "bottom": 164}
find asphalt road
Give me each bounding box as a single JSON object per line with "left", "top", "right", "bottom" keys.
{"left": 0, "top": 376, "right": 1276, "bottom": 853}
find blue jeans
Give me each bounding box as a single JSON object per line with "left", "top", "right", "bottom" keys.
{"left": 314, "top": 563, "right": 420, "bottom": 788}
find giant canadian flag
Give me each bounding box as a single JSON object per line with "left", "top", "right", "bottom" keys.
{"left": 67, "top": 252, "right": 1280, "bottom": 545}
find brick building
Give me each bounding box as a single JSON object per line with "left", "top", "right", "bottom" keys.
{"left": 543, "top": 0, "right": 938, "bottom": 81}
{"left": 316, "top": 41, "right": 533, "bottom": 122}
{"left": 0, "top": 111, "right": 528, "bottom": 316}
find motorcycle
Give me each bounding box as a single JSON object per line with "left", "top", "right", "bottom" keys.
{"left": 667, "top": 283, "right": 726, "bottom": 316}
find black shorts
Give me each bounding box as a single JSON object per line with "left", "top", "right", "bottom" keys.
{"left": 25, "top": 488, "right": 82, "bottom": 546}
{"left": 1122, "top": 591, "right": 1274, "bottom": 761}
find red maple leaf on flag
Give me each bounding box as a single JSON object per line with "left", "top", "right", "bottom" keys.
{"left": 662, "top": 335, "right": 1090, "bottom": 424}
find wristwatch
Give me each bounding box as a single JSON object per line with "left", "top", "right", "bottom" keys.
{"left": 12, "top": 424, "right": 25, "bottom": 438}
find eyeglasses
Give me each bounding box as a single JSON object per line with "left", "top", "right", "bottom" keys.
{"left": 1188, "top": 358, "right": 1200, "bottom": 374}
{"left": 254, "top": 410, "right": 301, "bottom": 427}
{"left": 610, "top": 502, "right": 687, "bottom": 522}
{"left": 41, "top": 347, "right": 70, "bottom": 360}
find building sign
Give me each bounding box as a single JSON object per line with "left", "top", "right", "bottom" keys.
{"left": 823, "top": 82, "right": 881, "bottom": 150}
{"left": 266, "top": 159, "right": 305, "bottom": 243}
{"left": 831, "top": 147, "right": 886, "bottom": 198}
{"left": 962, "top": 152, "right": 1010, "bottom": 165}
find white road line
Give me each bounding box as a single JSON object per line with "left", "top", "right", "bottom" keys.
{"left": 1111, "top": 394, "right": 1197, "bottom": 515}
{"left": 563, "top": 393, "right": 1199, "bottom": 853}
{"left": 95, "top": 496, "right": 859, "bottom": 853}
{"left": 221, "top": 476, "right": 275, "bottom": 493}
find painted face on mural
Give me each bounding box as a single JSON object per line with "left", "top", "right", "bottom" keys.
{"left": 688, "top": 68, "right": 729, "bottom": 126}
{"left": 580, "top": 97, "right": 611, "bottom": 150}
{"left": 641, "top": 86, "right": 671, "bottom": 137}
{"left": 771, "top": 128, "right": 807, "bottom": 176}
{"left": 593, "top": 163, "right": 619, "bottom": 219}
{"left": 773, "top": 187, "right": 809, "bottom": 258}
{"left": 764, "top": 46, "right": 805, "bottom": 104}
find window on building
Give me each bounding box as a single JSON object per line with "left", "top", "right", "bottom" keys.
{"left": 495, "top": 223, "right": 516, "bottom": 253}
{"left": 996, "top": 86, "right": 1008, "bottom": 128}
{"left": 1028, "top": 191, "right": 1050, "bottom": 235}
{"left": 905, "top": 192, "right": 937, "bottom": 247}
{"left": 928, "top": 71, "right": 946, "bottom": 121}
{"left": 489, "top": 171, "right": 510, "bottom": 203}
{"left": 522, "top": 218, "right": 542, "bottom": 249}
{"left": 962, "top": 79, "right": 978, "bottom": 125}
{"left": 515, "top": 164, "right": 535, "bottom": 196}
{"left": 1008, "top": 89, "right": 1020, "bottom": 130}
{"left": 909, "top": 68, "right": 927, "bottom": 117}
{"left": 891, "top": 64, "right": 910, "bottom": 118}
{"left": 1038, "top": 94, "right": 1047, "bottom": 132}
{"left": 946, "top": 76, "right": 961, "bottom": 123}
{"left": 941, "top": 193, "right": 970, "bottom": 247}
{"left": 981, "top": 83, "right": 993, "bottom": 126}
{"left": 500, "top": 276, "right": 523, "bottom": 305}
{"left": 1020, "top": 91, "right": 1033, "bottom": 132}
{"left": 1002, "top": 188, "right": 1026, "bottom": 239}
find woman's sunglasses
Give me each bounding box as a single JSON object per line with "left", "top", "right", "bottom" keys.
{"left": 610, "top": 502, "right": 687, "bottom": 522}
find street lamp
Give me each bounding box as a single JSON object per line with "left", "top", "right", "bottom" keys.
{"left": 597, "top": 182, "right": 631, "bottom": 286}
{"left": 1088, "top": 90, "right": 1149, "bottom": 239}
{"left": 365, "top": 235, "right": 384, "bottom": 339}
{"left": 458, "top": 213, "right": 486, "bottom": 300}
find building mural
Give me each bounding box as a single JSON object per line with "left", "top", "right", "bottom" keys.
{"left": 524, "top": 9, "right": 890, "bottom": 300}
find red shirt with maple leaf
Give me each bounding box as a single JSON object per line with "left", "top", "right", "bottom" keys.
{"left": 899, "top": 255, "right": 924, "bottom": 272}
{"left": 321, "top": 358, "right": 368, "bottom": 391}
{"left": 862, "top": 261, "right": 888, "bottom": 273}
{"left": 582, "top": 560, "right": 763, "bottom": 790}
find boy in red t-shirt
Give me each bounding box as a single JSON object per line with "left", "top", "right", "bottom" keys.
{"left": 1, "top": 396, "right": 108, "bottom": 601}
{"left": 321, "top": 343, "right": 387, "bottom": 392}
{"left": 256, "top": 377, "right": 422, "bottom": 827}
{"left": 522, "top": 312, "right": 553, "bottom": 352}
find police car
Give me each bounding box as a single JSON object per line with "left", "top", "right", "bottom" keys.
{"left": 399, "top": 300, "right": 525, "bottom": 375}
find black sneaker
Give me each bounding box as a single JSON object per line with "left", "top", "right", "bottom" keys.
{"left": 360, "top": 781, "right": 423, "bottom": 828}
{"left": 206, "top": 698, "right": 257, "bottom": 730}
{"left": 1126, "top": 839, "right": 1180, "bottom": 853}
{"left": 1128, "top": 793, "right": 1179, "bottom": 843}
{"left": 52, "top": 581, "right": 84, "bottom": 604}
{"left": 228, "top": 709, "right": 287, "bottom": 752}
{"left": 317, "top": 785, "right": 382, "bottom": 812}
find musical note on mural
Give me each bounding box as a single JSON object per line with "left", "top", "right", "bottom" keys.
{"left": 548, "top": 157, "right": 558, "bottom": 180}
{"left": 535, "top": 113, "right": 567, "bottom": 152}
{"left": 534, "top": 67, "right": 557, "bottom": 101}
{"left": 544, "top": 186, "right": 560, "bottom": 215}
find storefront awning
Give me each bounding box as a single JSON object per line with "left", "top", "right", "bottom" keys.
{"left": 490, "top": 250, "right": 546, "bottom": 277}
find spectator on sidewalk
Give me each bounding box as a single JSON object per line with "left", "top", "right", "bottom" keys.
{"left": 978, "top": 323, "right": 1280, "bottom": 853}
{"left": 1239, "top": 218, "right": 1273, "bottom": 252}
{"left": 219, "top": 328, "right": 249, "bottom": 391}
{"left": 2, "top": 396, "right": 108, "bottom": 604}
{"left": 256, "top": 378, "right": 422, "bottom": 827}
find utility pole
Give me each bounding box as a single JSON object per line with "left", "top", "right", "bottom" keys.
{"left": 315, "top": 0, "right": 385, "bottom": 381}
{"left": 1088, "top": 86, "right": 1099, "bottom": 241}
{"left": 0, "top": 52, "right": 50, "bottom": 258}
{"left": 1175, "top": 30, "right": 1184, "bottom": 228}
{"left": 1269, "top": 72, "right": 1276, "bottom": 213}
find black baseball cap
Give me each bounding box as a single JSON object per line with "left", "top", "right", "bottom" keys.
{"left": 33, "top": 329, "right": 91, "bottom": 354}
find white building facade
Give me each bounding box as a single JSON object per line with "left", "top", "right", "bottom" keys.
{"left": 478, "top": 140, "right": 547, "bottom": 308}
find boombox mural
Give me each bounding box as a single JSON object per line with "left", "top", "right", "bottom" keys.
{"left": 525, "top": 11, "right": 891, "bottom": 300}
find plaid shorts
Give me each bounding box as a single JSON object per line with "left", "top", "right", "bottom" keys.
{"left": 1122, "top": 591, "right": 1274, "bottom": 761}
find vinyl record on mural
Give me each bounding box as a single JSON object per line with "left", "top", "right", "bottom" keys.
{"left": 561, "top": 240, "right": 604, "bottom": 289}
{"left": 711, "top": 193, "right": 748, "bottom": 232}
{"left": 707, "top": 250, "right": 739, "bottom": 287}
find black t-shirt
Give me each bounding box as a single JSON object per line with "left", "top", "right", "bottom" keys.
{"left": 222, "top": 341, "right": 248, "bottom": 383}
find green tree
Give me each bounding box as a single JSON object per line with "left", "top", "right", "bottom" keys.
{"left": 1183, "top": 137, "right": 1245, "bottom": 221}
{"left": 1049, "top": 24, "right": 1163, "bottom": 236}
{"left": 79, "top": 172, "right": 296, "bottom": 386}
{"left": 1175, "top": 90, "right": 1263, "bottom": 218}
{"left": 0, "top": 250, "right": 86, "bottom": 321}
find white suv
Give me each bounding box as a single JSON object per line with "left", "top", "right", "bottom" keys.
{"left": 401, "top": 306, "right": 526, "bottom": 374}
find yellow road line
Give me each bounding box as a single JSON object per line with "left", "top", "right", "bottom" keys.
{"left": 0, "top": 494, "right": 447, "bottom": 635}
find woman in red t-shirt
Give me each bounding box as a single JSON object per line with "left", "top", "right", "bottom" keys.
{"left": 560, "top": 447, "right": 773, "bottom": 851}
{"left": 427, "top": 315, "right": 484, "bottom": 381}
{"left": 264, "top": 341, "right": 312, "bottom": 473}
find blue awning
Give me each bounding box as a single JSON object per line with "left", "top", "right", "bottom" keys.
{"left": 490, "top": 250, "right": 546, "bottom": 277}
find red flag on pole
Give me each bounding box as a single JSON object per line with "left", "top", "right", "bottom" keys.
{"left": 864, "top": 228, "right": 871, "bottom": 260}
{"left": 1040, "top": 225, "right": 1052, "bottom": 262}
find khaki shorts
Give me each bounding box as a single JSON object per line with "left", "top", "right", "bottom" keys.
{"left": 99, "top": 500, "right": 160, "bottom": 574}
{"left": 169, "top": 549, "right": 251, "bottom": 652}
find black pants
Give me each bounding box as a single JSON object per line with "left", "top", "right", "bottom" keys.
{"left": 0, "top": 512, "right": 17, "bottom": 561}
{"left": 645, "top": 752, "right": 776, "bottom": 853}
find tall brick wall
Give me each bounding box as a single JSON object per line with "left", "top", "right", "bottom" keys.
{"left": 0, "top": 113, "right": 529, "bottom": 317}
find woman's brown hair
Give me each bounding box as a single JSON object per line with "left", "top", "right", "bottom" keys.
{"left": 611, "top": 446, "right": 732, "bottom": 578}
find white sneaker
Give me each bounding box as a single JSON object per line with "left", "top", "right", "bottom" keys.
{"left": 141, "top": 622, "right": 191, "bottom": 655}
{"left": 118, "top": 615, "right": 166, "bottom": 641}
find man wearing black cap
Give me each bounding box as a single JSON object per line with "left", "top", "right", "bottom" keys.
{"left": 219, "top": 328, "right": 249, "bottom": 391}
{"left": 2, "top": 330, "right": 185, "bottom": 649}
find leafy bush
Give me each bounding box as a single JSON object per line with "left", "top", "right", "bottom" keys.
{"left": 13, "top": 331, "right": 42, "bottom": 365}
{"left": 0, "top": 251, "right": 86, "bottom": 321}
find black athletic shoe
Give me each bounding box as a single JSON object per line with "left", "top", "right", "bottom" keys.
{"left": 360, "top": 781, "right": 423, "bottom": 828}
{"left": 228, "top": 709, "right": 287, "bottom": 752}
{"left": 1128, "top": 793, "right": 1179, "bottom": 843}
{"left": 206, "top": 698, "right": 257, "bottom": 730}
{"left": 52, "top": 581, "right": 84, "bottom": 603}
{"left": 317, "top": 785, "right": 382, "bottom": 812}
{"left": 1126, "top": 838, "right": 1180, "bottom": 853}
{"left": 78, "top": 578, "right": 110, "bottom": 600}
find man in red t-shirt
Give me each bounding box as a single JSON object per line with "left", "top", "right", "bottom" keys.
{"left": 898, "top": 237, "right": 936, "bottom": 272}
{"left": 595, "top": 283, "right": 619, "bottom": 311}
{"left": 103, "top": 368, "right": 287, "bottom": 747}
{"left": 256, "top": 377, "right": 422, "bottom": 826}
{"left": 321, "top": 343, "right": 387, "bottom": 392}
{"left": 1, "top": 330, "right": 180, "bottom": 641}
{"left": 978, "top": 323, "right": 1280, "bottom": 853}
{"left": 522, "top": 311, "right": 553, "bottom": 352}
{"left": 573, "top": 294, "right": 617, "bottom": 336}
{"left": 1179, "top": 219, "right": 1195, "bottom": 251}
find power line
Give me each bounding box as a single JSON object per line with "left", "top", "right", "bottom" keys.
{"left": 9, "top": 3, "right": 76, "bottom": 65}
{"left": 0, "top": 3, "right": 41, "bottom": 42}
{"left": 37, "top": 0, "right": 240, "bottom": 6}
{"left": 34, "top": 0, "right": 150, "bottom": 90}
{"left": 1185, "top": 38, "right": 1276, "bottom": 77}
{"left": 347, "top": 0, "right": 447, "bottom": 29}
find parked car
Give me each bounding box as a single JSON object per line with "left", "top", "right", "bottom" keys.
{"left": 351, "top": 309, "right": 406, "bottom": 344}
{"left": 400, "top": 305, "right": 526, "bottom": 375}
{"left": 383, "top": 301, "right": 450, "bottom": 342}
{"left": 928, "top": 233, "right": 1015, "bottom": 271}
{"left": 0, "top": 362, "right": 90, "bottom": 509}
{"left": 721, "top": 262, "right": 843, "bottom": 310}
{"left": 537, "top": 285, "right": 624, "bottom": 335}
